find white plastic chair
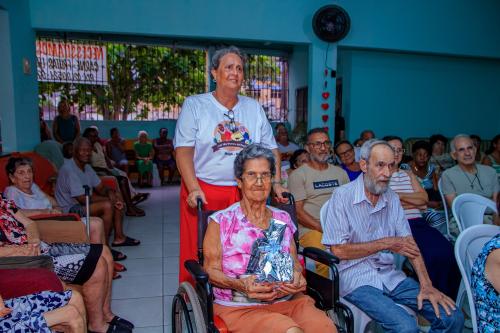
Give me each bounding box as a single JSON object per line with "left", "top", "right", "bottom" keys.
{"left": 320, "top": 201, "right": 416, "bottom": 333}
{"left": 452, "top": 193, "right": 498, "bottom": 233}
{"left": 437, "top": 178, "right": 452, "bottom": 237}
{"left": 454, "top": 224, "right": 500, "bottom": 333}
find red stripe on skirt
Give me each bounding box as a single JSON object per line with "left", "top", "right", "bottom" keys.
{"left": 178, "top": 179, "right": 241, "bottom": 283}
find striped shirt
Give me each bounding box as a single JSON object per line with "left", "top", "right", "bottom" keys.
{"left": 322, "top": 174, "right": 412, "bottom": 297}
{"left": 389, "top": 170, "right": 422, "bottom": 220}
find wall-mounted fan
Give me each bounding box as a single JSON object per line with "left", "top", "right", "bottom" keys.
{"left": 312, "top": 5, "right": 350, "bottom": 43}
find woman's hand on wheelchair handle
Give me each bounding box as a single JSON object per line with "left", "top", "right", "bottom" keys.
{"left": 187, "top": 189, "right": 207, "bottom": 208}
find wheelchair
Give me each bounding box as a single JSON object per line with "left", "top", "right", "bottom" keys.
{"left": 172, "top": 193, "right": 354, "bottom": 333}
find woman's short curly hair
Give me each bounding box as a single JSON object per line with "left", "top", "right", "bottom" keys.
{"left": 6, "top": 157, "right": 33, "bottom": 177}
{"left": 234, "top": 144, "right": 275, "bottom": 180}
{"left": 210, "top": 46, "right": 247, "bottom": 71}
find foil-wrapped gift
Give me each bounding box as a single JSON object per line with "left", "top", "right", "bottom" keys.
{"left": 246, "top": 218, "right": 293, "bottom": 283}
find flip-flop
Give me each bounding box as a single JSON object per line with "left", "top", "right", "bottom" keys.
{"left": 112, "top": 236, "right": 141, "bottom": 247}
{"left": 112, "top": 271, "right": 122, "bottom": 280}
{"left": 111, "top": 249, "right": 127, "bottom": 261}
{"left": 114, "top": 262, "right": 127, "bottom": 272}
{"left": 108, "top": 316, "right": 135, "bottom": 330}
{"left": 132, "top": 193, "right": 150, "bottom": 205}
{"left": 125, "top": 209, "right": 145, "bottom": 217}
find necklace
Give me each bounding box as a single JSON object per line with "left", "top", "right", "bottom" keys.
{"left": 461, "top": 167, "right": 479, "bottom": 189}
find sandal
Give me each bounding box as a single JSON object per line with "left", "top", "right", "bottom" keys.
{"left": 108, "top": 315, "right": 135, "bottom": 330}
{"left": 111, "top": 249, "right": 127, "bottom": 261}
{"left": 132, "top": 193, "right": 150, "bottom": 205}
{"left": 114, "top": 262, "right": 127, "bottom": 272}
{"left": 113, "top": 271, "right": 122, "bottom": 280}
{"left": 125, "top": 209, "right": 145, "bottom": 217}
{"left": 112, "top": 236, "right": 141, "bottom": 247}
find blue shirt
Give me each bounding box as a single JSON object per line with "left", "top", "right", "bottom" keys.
{"left": 322, "top": 174, "right": 412, "bottom": 296}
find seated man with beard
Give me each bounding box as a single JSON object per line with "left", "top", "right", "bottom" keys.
{"left": 322, "top": 139, "right": 464, "bottom": 333}
{"left": 288, "top": 128, "right": 349, "bottom": 277}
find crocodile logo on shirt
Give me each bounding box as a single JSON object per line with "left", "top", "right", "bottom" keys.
{"left": 212, "top": 121, "right": 252, "bottom": 152}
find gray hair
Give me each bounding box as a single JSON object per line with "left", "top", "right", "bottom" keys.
{"left": 138, "top": 130, "right": 148, "bottom": 139}
{"left": 210, "top": 46, "right": 247, "bottom": 71}
{"left": 234, "top": 144, "right": 275, "bottom": 180}
{"left": 360, "top": 139, "right": 394, "bottom": 162}
{"left": 73, "top": 137, "right": 91, "bottom": 154}
{"left": 450, "top": 134, "right": 471, "bottom": 153}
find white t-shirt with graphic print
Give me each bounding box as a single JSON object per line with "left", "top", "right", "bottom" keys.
{"left": 174, "top": 92, "right": 277, "bottom": 186}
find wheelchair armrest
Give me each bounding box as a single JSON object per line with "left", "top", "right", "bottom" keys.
{"left": 185, "top": 259, "right": 209, "bottom": 284}
{"left": 302, "top": 247, "right": 339, "bottom": 267}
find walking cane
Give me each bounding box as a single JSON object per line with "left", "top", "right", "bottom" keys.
{"left": 83, "top": 185, "right": 91, "bottom": 237}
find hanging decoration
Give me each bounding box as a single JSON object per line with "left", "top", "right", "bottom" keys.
{"left": 322, "top": 92, "right": 330, "bottom": 99}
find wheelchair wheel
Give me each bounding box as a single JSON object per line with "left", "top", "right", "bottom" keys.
{"left": 172, "top": 282, "right": 207, "bottom": 333}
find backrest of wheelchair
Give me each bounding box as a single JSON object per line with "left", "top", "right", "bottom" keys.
{"left": 273, "top": 194, "right": 335, "bottom": 311}
{"left": 197, "top": 208, "right": 216, "bottom": 264}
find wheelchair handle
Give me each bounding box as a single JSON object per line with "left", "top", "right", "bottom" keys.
{"left": 196, "top": 197, "right": 203, "bottom": 211}
{"left": 282, "top": 192, "right": 295, "bottom": 205}
{"left": 196, "top": 197, "right": 204, "bottom": 266}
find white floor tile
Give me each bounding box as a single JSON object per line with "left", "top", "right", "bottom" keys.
{"left": 111, "top": 297, "right": 163, "bottom": 328}
{"left": 112, "top": 274, "right": 162, "bottom": 299}
{"left": 163, "top": 273, "right": 179, "bottom": 296}
{"left": 163, "top": 257, "right": 179, "bottom": 274}
{"left": 121, "top": 257, "right": 163, "bottom": 276}
{"left": 163, "top": 242, "right": 180, "bottom": 257}
{"left": 163, "top": 296, "right": 174, "bottom": 326}
{"left": 132, "top": 326, "right": 164, "bottom": 333}
{"left": 119, "top": 243, "right": 163, "bottom": 259}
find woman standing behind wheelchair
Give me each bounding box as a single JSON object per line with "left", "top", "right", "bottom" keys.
{"left": 203, "top": 145, "right": 336, "bottom": 333}
{"left": 174, "top": 46, "right": 286, "bottom": 283}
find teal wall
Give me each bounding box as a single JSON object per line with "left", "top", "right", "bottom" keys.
{"left": 1, "top": 0, "right": 500, "bottom": 151}
{"left": 338, "top": 49, "right": 500, "bottom": 142}
{"left": 0, "top": 0, "right": 39, "bottom": 152}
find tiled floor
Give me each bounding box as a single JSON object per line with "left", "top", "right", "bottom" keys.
{"left": 111, "top": 185, "right": 180, "bottom": 333}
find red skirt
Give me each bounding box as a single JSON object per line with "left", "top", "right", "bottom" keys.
{"left": 178, "top": 179, "right": 240, "bottom": 283}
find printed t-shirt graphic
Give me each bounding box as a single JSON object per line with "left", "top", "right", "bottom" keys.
{"left": 212, "top": 121, "right": 252, "bottom": 152}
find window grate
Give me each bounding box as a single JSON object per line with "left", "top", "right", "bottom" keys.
{"left": 37, "top": 36, "right": 288, "bottom": 121}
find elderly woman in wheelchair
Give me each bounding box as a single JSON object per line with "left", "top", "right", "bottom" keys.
{"left": 194, "top": 144, "right": 337, "bottom": 333}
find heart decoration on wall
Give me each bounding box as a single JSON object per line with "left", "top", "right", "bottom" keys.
{"left": 321, "top": 103, "right": 329, "bottom": 110}
{"left": 322, "top": 92, "right": 330, "bottom": 99}
{"left": 323, "top": 126, "right": 329, "bottom": 132}
{"left": 322, "top": 114, "right": 329, "bottom": 122}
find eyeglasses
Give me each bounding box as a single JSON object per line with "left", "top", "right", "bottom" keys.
{"left": 337, "top": 147, "right": 354, "bottom": 157}
{"left": 224, "top": 110, "right": 237, "bottom": 132}
{"left": 241, "top": 171, "right": 273, "bottom": 183}
{"left": 393, "top": 148, "right": 406, "bottom": 155}
{"left": 307, "top": 141, "right": 332, "bottom": 149}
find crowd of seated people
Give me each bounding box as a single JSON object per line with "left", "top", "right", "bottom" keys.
{"left": 1, "top": 117, "right": 186, "bottom": 331}
{"left": 268, "top": 128, "right": 498, "bottom": 331}
{"left": 11, "top": 102, "right": 499, "bottom": 332}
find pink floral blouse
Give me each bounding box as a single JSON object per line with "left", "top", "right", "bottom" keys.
{"left": 209, "top": 202, "right": 296, "bottom": 306}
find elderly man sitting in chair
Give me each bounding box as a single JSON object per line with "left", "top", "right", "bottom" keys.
{"left": 322, "top": 139, "right": 464, "bottom": 333}
{"left": 441, "top": 134, "right": 499, "bottom": 233}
